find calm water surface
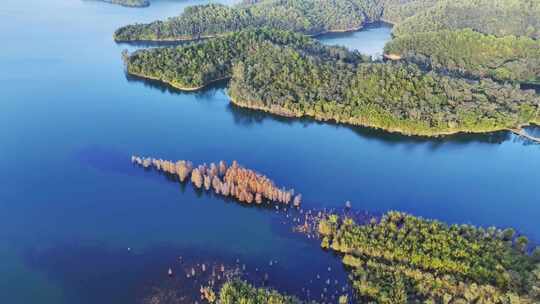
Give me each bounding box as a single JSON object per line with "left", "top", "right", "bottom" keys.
{"left": 1, "top": 0, "right": 539, "bottom": 303}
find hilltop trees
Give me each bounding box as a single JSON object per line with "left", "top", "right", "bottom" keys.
{"left": 386, "top": 29, "right": 540, "bottom": 84}
{"left": 392, "top": 0, "right": 540, "bottom": 39}
{"left": 124, "top": 28, "right": 364, "bottom": 90}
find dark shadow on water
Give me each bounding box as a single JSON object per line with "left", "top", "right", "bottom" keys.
{"left": 22, "top": 237, "right": 351, "bottom": 304}
{"left": 74, "top": 145, "right": 137, "bottom": 176}
{"left": 226, "top": 103, "right": 516, "bottom": 148}
{"left": 125, "top": 72, "right": 228, "bottom": 98}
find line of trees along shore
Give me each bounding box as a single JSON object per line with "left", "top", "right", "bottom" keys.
{"left": 124, "top": 28, "right": 365, "bottom": 90}
{"left": 385, "top": 29, "right": 540, "bottom": 84}
{"left": 228, "top": 42, "right": 540, "bottom": 136}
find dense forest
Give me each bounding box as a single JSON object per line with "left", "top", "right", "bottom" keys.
{"left": 318, "top": 211, "right": 540, "bottom": 303}
{"left": 392, "top": 0, "right": 540, "bottom": 39}
{"left": 385, "top": 29, "right": 540, "bottom": 84}
{"left": 125, "top": 28, "right": 364, "bottom": 90}
{"left": 380, "top": 0, "right": 440, "bottom": 24}
{"left": 95, "top": 0, "right": 150, "bottom": 7}
{"left": 114, "top": 0, "right": 373, "bottom": 41}
{"left": 229, "top": 43, "right": 540, "bottom": 136}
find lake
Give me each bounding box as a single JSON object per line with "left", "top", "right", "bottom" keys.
{"left": 1, "top": 0, "right": 539, "bottom": 303}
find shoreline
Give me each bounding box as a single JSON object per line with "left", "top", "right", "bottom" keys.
{"left": 228, "top": 96, "right": 537, "bottom": 138}
{"left": 126, "top": 70, "right": 230, "bottom": 91}
{"left": 125, "top": 70, "right": 540, "bottom": 139}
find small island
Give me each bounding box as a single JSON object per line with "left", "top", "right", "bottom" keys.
{"left": 94, "top": 0, "right": 150, "bottom": 8}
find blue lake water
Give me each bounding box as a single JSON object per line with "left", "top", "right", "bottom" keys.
{"left": 1, "top": 0, "right": 539, "bottom": 303}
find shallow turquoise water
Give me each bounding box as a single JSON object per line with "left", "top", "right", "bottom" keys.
{"left": 1, "top": 0, "right": 539, "bottom": 303}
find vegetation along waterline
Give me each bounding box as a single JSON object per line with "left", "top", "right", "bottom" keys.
{"left": 196, "top": 210, "right": 540, "bottom": 304}
{"left": 131, "top": 156, "right": 303, "bottom": 207}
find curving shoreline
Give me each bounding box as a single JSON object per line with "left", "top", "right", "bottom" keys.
{"left": 124, "top": 68, "right": 540, "bottom": 138}
{"left": 229, "top": 96, "right": 540, "bottom": 138}
{"left": 229, "top": 96, "right": 540, "bottom": 137}
{"left": 126, "top": 70, "right": 229, "bottom": 91}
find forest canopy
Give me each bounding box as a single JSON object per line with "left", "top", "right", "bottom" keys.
{"left": 385, "top": 29, "right": 540, "bottom": 84}
{"left": 319, "top": 211, "right": 540, "bottom": 303}
{"left": 113, "top": 0, "right": 375, "bottom": 41}
{"left": 392, "top": 0, "right": 540, "bottom": 39}
{"left": 228, "top": 43, "right": 540, "bottom": 136}
{"left": 124, "top": 28, "right": 365, "bottom": 90}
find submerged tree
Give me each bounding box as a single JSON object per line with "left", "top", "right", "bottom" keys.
{"left": 131, "top": 155, "right": 301, "bottom": 207}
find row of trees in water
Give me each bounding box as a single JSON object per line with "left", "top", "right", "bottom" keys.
{"left": 131, "top": 155, "right": 302, "bottom": 207}
{"left": 317, "top": 211, "right": 540, "bottom": 303}
{"left": 229, "top": 41, "right": 540, "bottom": 136}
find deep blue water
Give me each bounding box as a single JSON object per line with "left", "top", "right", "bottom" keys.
{"left": 1, "top": 0, "right": 539, "bottom": 303}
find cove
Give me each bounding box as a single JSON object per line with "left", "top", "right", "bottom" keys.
{"left": 1, "top": 0, "right": 539, "bottom": 303}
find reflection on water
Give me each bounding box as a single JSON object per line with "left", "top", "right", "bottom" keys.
{"left": 226, "top": 103, "right": 517, "bottom": 147}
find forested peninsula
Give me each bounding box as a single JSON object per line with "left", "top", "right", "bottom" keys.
{"left": 113, "top": 0, "right": 441, "bottom": 42}
{"left": 124, "top": 29, "right": 364, "bottom": 90}
{"left": 124, "top": 28, "right": 540, "bottom": 136}
{"left": 229, "top": 43, "right": 540, "bottom": 136}
{"left": 95, "top": 0, "right": 150, "bottom": 8}
{"left": 200, "top": 211, "right": 540, "bottom": 304}
{"left": 385, "top": 29, "right": 540, "bottom": 84}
